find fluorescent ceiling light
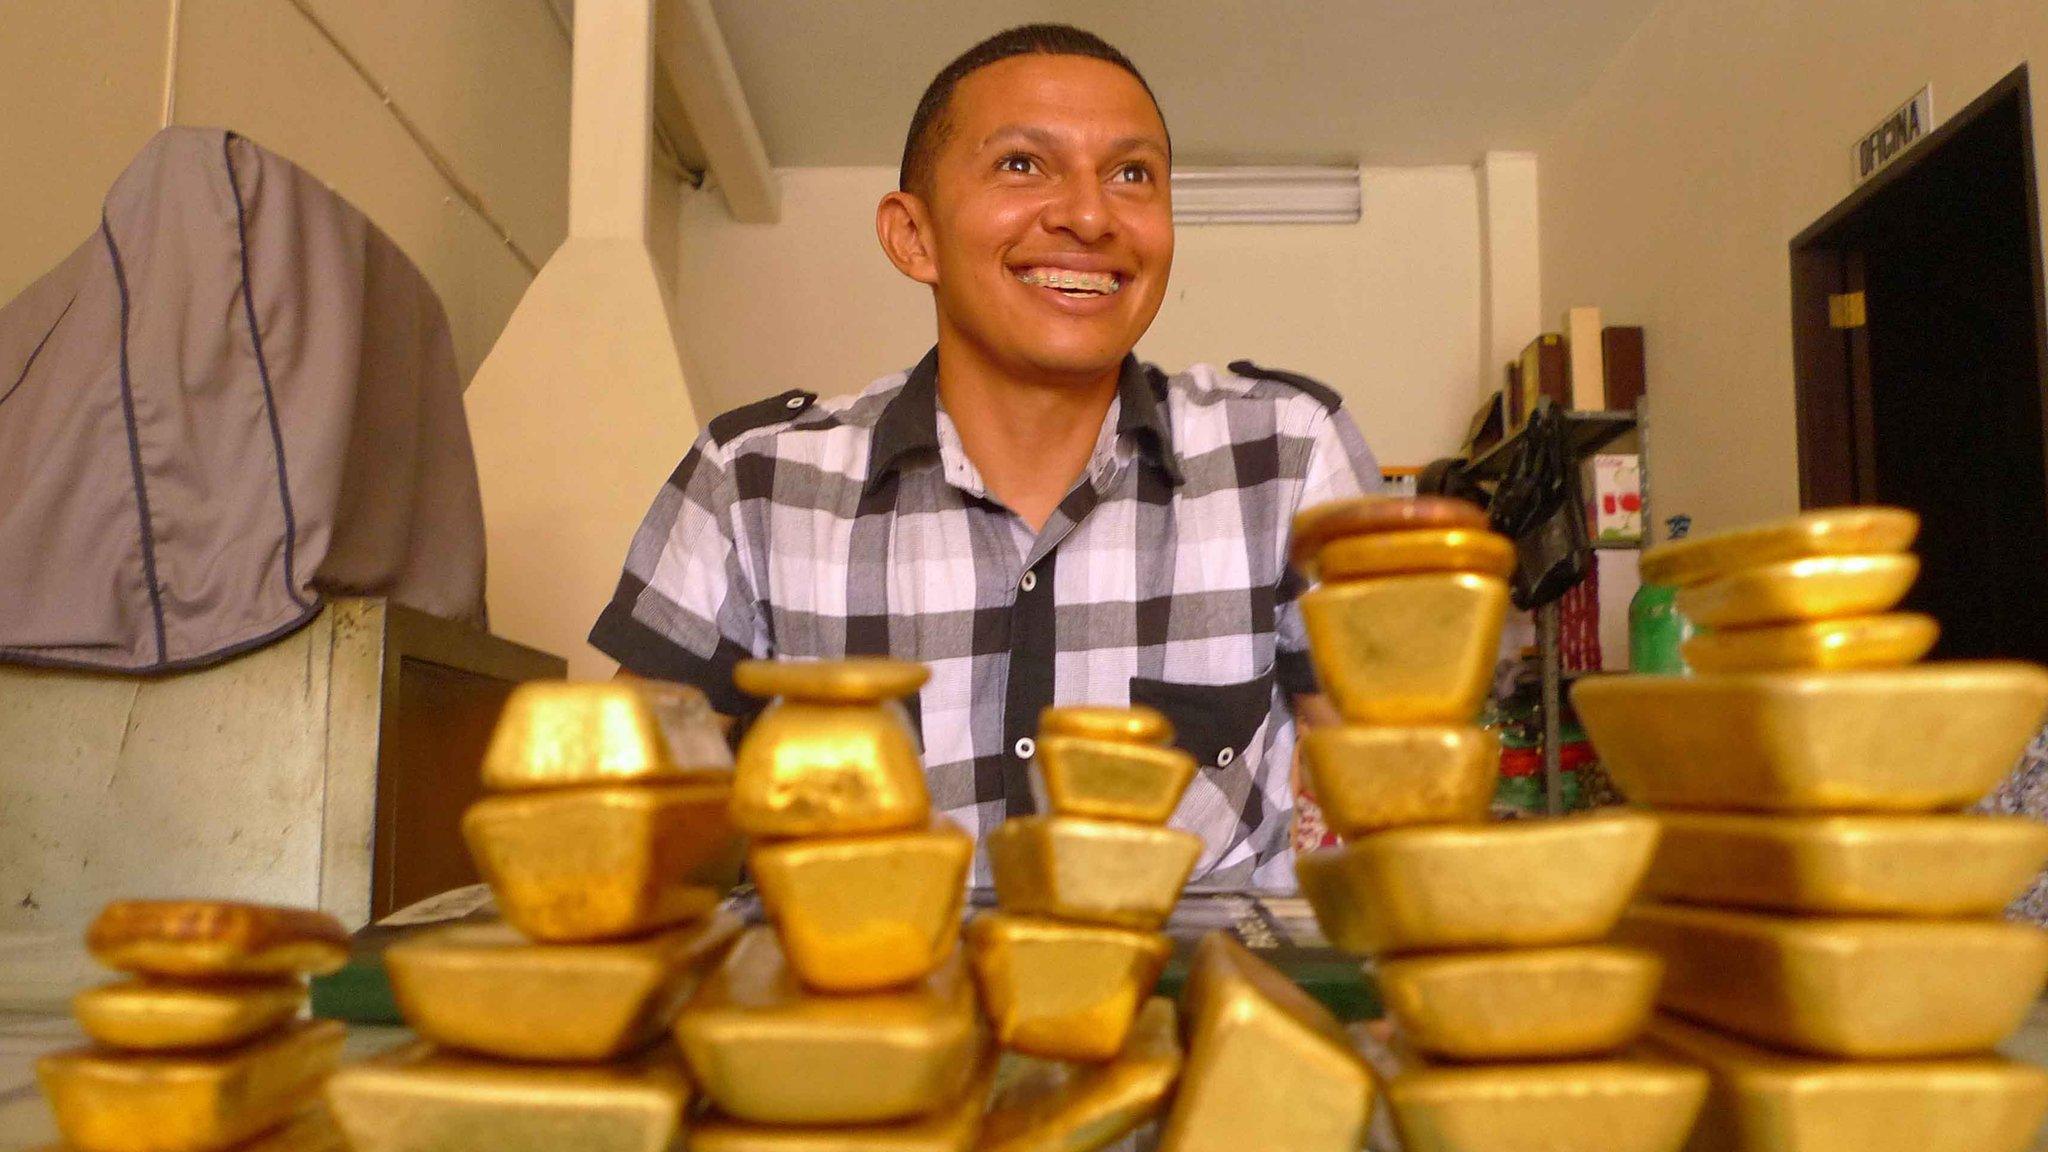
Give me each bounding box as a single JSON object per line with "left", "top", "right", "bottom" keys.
{"left": 1170, "top": 166, "right": 1362, "bottom": 225}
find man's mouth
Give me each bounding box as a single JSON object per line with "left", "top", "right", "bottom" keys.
{"left": 1014, "top": 266, "right": 1124, "bottom": 297}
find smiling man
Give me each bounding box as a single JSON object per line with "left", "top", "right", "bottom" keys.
{"left": 590, "top": 25, "right": 1380, "bottom": 887}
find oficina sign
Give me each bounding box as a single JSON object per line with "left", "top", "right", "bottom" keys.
{"left": 1854, "top": 85, "right": 1935, "bottom": 184}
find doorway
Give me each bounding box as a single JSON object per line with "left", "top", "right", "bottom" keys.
{"left": 1791, "top": 67, "right": 2048, "bottom": 664}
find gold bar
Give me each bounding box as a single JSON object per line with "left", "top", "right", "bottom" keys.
{"left": 674, "top": 927, "right": 984, "bottom": 1125}
{"left": 687, "top": 1056, "right": 996, "bottom": 1152}
{"left": 733, "top": 658, "right": 930, "bottom": 705}
{"left": 1647, "top": 1013, "right": 2048, "bottom": 1152}
{"left": 462, "top": 782, "right": 741, "bottom": 942}
{"left": 979, "top": 998, "right": 1182, "bottom": 1152}
{"left": 385, "top": 914, "right": 741, "bottom": 1062}
{"left": 1290, "top": 496, "right": 1490, "bottom": 579}
{"left": 1644, "top": 812, "right": 2048, "bottom": 916}
{"left": 1038, "top": 705, "right": 1172, "bottom": 746}
{"left": 1378, "top": 946, "right": 1661, "bottom": 1061}
{"left": 1617, "top": 903, "right": 2048, "bottom": 1058}
{"left": 39, "top": 1020, "right": 344, "bottom": 1152}
{"left": 988, "top": 816, "right": 1201, "bottom": 931}
{"left": 750, "top": 819, "right": 972, "bottom": 992}
{"left": 1571, "top": 663, "right": 2048, "bottom": 813}
{"left": 1158, "top": 933, "right": 1374, "bottom": 1152}
{"left": 1296, "top": 814, "right": 1658, "bottom": 955}
{"left": 731, "top": 701, "right": 931, "bottom": 838}
{"left": 73, "top": 979, "right": 304, "bottom": 1053}
{"left": 1385, "top": 1055, "right": 1706, "bottom": 1152}
{"left": 1301, "top": 573, "right": 1508, "bottom": 725}
{"left": 1315, "top": 528, "right": 1516, "bottom": 582}
{"left": 1638, "top": 507, "right": 1918, "bottom": 588}
{"left": 1300, "top": 725, "right": 1499, "bottom": 838}
{"left": 85, "top": 901, "right": 348, "bottom": 980}
{"left": 480, "top": 681, "right": 712, "bottom": 791}
{"left": 1033, "top": 736, "right": 1197, "bottom": 825}
{"left": 1676, "top": 554, "right": 1918, "bottom": 629}
{"left": 965, "top": 913, "right": 1172, "bottom": 1062}
{"left": 324, "top": 1041, "right": 690, "bottom": 1152}
{"left": 1681, "top": 613, "right": 1938, "bottom": 673}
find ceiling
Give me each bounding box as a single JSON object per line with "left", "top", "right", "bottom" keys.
{"left": 706, "top": 1, "right": 1665, "bottom": 168}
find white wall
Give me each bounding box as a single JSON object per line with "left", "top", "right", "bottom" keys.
{"left": 675, "top": 165, "right": 1488, "bottom": 469}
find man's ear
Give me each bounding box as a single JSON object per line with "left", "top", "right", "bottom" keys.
{"left": 876, "top": 190, "right": 940, "bottom": 287}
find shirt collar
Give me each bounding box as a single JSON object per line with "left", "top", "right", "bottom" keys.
{"left": 864, "top": 348, "right": 1184, "bottom": 493}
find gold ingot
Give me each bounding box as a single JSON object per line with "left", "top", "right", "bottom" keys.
{"left": 979, "top": 998, "right": 1182, "bottom": 1152}
{"left": 1644, "top": 812, "right": 2048, "bottom": 916}
{"left": 1038, "top": 705, "right": 1173, "bottom": 746}
{"left": 1315, "top": 528, "right": 1516, "bottom": 582}
{"left": 1676, "top": 554, "right": 1918, "bottom": 629}
{"left": 1385, "top": 1056, "right": 1707, "bottom": 1152}
{"left": 35, "top": 1106, "right": 353, "bottom": 1152}
{"left": 1647, "top": 1013, "right": 2048, "bottom": 1152}
{"left": 965, "top": 913, "right": 1172, "bottom": 1062}
{"left": 1617, "top": 902, "right": 2048, "bottom": 1058}
{"left": 1300, "top": 573, "right": 1508, "bottom": 724}
{"left": 1572, "top": 663, "right": 2048, "bottom": 812}
{"left": 629, "top": 678, "right": 740, "bottom": 772}
{"left": 1296, "top": 814, "right": 1658, "bottom": 955}
{"left": 85, "top": 901, "right": 349, "bottom": 980}
{"left": 750, "top": 818, "right": 972, "bottom": 992}
{"left": 1638, "top": 506, "right": 1919, "bottom": 588}
{"left": 479, "top": 681, "right": 709, "bottom": 791}
{"left": 1378, "top": 946, "right": 1662, "bottom": 1061}
{"left": 674, "top": 926, "right": 983, "bottom": 1125}
{"left": 462, "top": 783, "right": 742, "bottom": 943}
{"left": 732, "top": 703, "right": 930, "bottom": 838}
{"left": 1300, "top": 725, "right": 1499, "bottom": 837}
{"left": 688, "top": 1058, "right": 995, "bottom": 1152}
{"left": 324, "top": 1041, "right": 690, "bottom": 1152}
{"left": 73, "top": 978, "right": 305, "bottom": 1053}
{"left": 1033, "top": 736, "right": 1197, "bottom": 824}
{"left": 988, "top": 816, "right": 1201, "bottom": 931}
{"left": 39, "top": 1020, "right": 343, "bottom": 1152}
{"left": 1289, "top": 496, "right": 1490, "bottom": 576}
{"left": 1682, "top": 613, "right": 1938, "bottom": 673}
{"left": 385, "top": 914, "right": 741, "bottom": 1061}
{"left": 1157, "top": 933, "right": 1373, "bottom": 1152}
{"left": 734, "top": 657, "right": 930, "bottom": 704}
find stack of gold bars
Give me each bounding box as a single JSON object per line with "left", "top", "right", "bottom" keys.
{"left": 1576, "top": 507, "right": 2048, "bottom": 1152}
{"left": 326, "top": 680, "right": 744, "bottom": 1151}
{"left": 40, "top": 900, "right": 351, "bottom": 1151}
{"left": 1290, "top": 495, "right": 1709, "bottom": 1152}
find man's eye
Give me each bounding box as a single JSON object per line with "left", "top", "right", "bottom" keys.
{"left": 997, "top": 154, "right": 1037, "bottom": 175}
{"left": 1114, "top": 163, "right": 1153, "bottom": 184}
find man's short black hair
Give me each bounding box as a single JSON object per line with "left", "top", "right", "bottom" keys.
{"left": 898, "top": 23, "right": 1167, "bottom": 197}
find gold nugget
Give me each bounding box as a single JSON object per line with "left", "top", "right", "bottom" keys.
{"left": 979, "top": 998, "right": 1183, "bottom": 1152}
{"left": 1676, "top": 554, "right": 1919, "bottom": 629}
{"left": 463, "top": 782, "right": 741, "bottom": 942}
{"left": 1289, "top": 496, "right": 1490, "bottom": 578}
{"left": 480, "top": 681, "right": 713, "bottom": 791}
{"left": 325, "top": 1041, "right": 691, "bottom": 1152}
{"left": 73, "top": 979, "right": 304, "bottom": 1053}
{"left": 966, "top": 913, "right": 1172, "bottom": 1062}
{"left": 1300, "top": 726, "right": 1499, "bottom": 837}
{"left": 687, "top": 1057, "right": 996, "bottom": 1152}
{"left": 750, "top": 818, "right": 972, "bottom": 992}
{"left": 1377, "top": 946, "right": 1661, "bottom": 1061}
{"left": 1681, "top": 613, "right": 1939, "bottom": 673}
{"left": 1296, "top": 814, "right": 1657, "bottom": 955}
{"left": 988, "top": 816, "right": 1201, "bottom": 931}
{"left": 1618, "top": 902, "right": 2048, "bottom": 1058}
{"left": 1385, "top": 1055, "right": 1706, "bottom": 1152}
{"left": 1315, "top": 527, "right": 1516, "bottom": 582}
{"left": 1032, "top": 737, "right": 1197, "bottom": 824}
{"left": 1158, "top": 934, "right": 1373, "bottom": 1152}
{"left": 1038, "top": 705, "right": 1173, "bottom": 746}
{"left": 1572, "top": 663, "right": 2048, "bottom": 812}
{"left": 675, "top": 927, "right": 984, "bottom": 1125}
{"left": 386, "top": 914, "right": 741, "bottom": 1062}
{"left": 40, "top": 1020, "right": 344, "bottom": 1152}
{"left": 86, "top": 901, "right": 348, "bottom": 980}
{"left": 1300, "top": 573, "right": 1509, "bottom": 724}
{"left": 1638, "top": 506, "right": 1918, "bottom": 588}
{"left": 731, "top": 659, "right": 933, "bottom": 838}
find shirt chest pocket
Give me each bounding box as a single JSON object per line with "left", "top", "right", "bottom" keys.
{"left": 1129, "top": 669, "right": 1276, "bottom": 774}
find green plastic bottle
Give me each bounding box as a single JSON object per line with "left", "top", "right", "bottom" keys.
{"left": 1629, "top": 516, "right": 1693, "bottom": 674}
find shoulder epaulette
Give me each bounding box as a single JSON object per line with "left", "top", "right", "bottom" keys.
{"left": 708, "top": 389, "right": 817, "bottom": 446}
{"left": 1226, "top": 360, "right": 1343, "bottom": 412}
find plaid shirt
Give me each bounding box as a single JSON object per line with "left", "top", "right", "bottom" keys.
{"left": 590, "top": 349, "right": 1379, "bottom": 887}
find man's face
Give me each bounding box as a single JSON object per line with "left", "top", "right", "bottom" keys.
{"left": 916, "top": 54, "right": 1174, "bottom": 382}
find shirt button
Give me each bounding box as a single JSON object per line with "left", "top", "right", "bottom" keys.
{"left": 783, "top": 394, "right": 807, "bottom": 410}
{"left": 1014, "top": 736, "right": 1036, "bottom": 760}
{"left": 1019, "top": 570, "right": 1038, "bottom": 593}
{"left": 1217, "top": 746, "right": 1236, "bottom": 767}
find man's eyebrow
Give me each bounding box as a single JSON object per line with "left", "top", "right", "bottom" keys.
{"left": 979, "top": 124, "right": 1170, "bottom": 159}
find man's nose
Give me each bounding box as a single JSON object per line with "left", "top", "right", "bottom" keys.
{"left": 1044, "top": 175, "right": 1113, "bottom": 243}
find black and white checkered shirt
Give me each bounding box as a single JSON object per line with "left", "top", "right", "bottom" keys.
{"left": 590, "top": 349, "right": 1379, "bottom": 887}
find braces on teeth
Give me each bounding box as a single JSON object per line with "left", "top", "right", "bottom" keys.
{"left": 1017, "top": 269, "right": 1122, "bottom": 294}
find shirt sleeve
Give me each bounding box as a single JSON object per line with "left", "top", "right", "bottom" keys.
{"left": 1274, "top": 404, "right": 1383, "bottom": 697}
{"left": 588, "top": 433, "right": 770, "bottom": 717}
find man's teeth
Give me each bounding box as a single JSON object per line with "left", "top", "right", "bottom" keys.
{"left": 1016, "top": 268, "right": 1122, "bottom": 295}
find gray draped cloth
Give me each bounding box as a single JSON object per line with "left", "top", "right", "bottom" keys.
{"left": 0, "top": 127, "right": 486, "bottom": 673}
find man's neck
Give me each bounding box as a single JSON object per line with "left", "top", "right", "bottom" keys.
{"left": 932, "top": 331, "right": 1122, "bottom": 533}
